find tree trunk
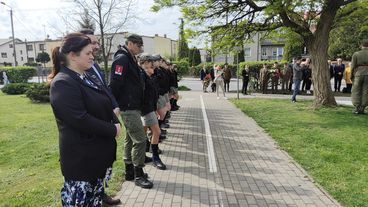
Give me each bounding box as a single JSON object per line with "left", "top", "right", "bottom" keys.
{"left": 309, "top": 44, "right": 337, "bottom": 108}
{"left": 307, "top": 2, "right": 340, "bottom": 108}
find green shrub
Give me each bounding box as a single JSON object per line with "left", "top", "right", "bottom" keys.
{"left": 172, "top": 60, "right": 189, "bottom": 77}
{"left": 178, "top": 85, "right": 191, "bottom": 91}
{"left": 1, "top": 66, "right": 37, "bottom": 83}
{"left": 1, "top": 83, "right": 32, "bottom": 95}
{"left": 26, "top": 83, "right": 50, "bottom": 103}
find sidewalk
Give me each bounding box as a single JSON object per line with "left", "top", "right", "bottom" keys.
{"left": 114, "top": 91, "right": 341, "bottom": 207}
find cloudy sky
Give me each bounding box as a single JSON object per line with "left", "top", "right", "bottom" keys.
{"left": 0, "top": 0, "right": 181, "bottom": 41}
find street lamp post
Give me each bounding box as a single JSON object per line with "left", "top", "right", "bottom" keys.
{"left": 1, "top": 1, "right": 17, "bottom": 66}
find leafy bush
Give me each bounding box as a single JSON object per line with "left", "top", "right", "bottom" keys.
{"left": 178, "top": 85, "right": 191, "bottom": 91}
{"left": 172, "top": 60, "right": 189, "bottom": 78}
{"left": 1, "top": 66, "right": 37, "bottom": 83}
{"left": 1, "top": 83, "right": 32, "bottom": 95}
{"left": 25, "top": 83, "right": 50, "bottom": 103}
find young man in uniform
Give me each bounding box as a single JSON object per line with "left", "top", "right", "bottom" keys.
{"left": 351, "top": 39, "right": 368, "bottom": 114}
{"left": 109, "top": 34, "right": 153, "bottom": 189}
{"left": 79, "top": 29, "right": 121, "bottom": 205}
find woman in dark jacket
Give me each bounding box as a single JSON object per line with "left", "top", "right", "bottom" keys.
{"left": 49, "top": 32, "right": 121, "bottom": 206}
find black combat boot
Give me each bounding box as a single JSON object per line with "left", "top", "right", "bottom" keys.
{"left": 145, "top": 138, "right": 151, "bottom": 152}
{"left": 124, "top": 163, "right": 134, "bottom": 181}
{"left": 134, "top": 167, "right": 153, "bottom": 189}
{"left": 151, "top": 144, "right": 166, "bottom": 170}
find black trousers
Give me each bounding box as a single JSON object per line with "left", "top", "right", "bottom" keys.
{"left": 242, "top": 79, "right": 249, "bottom": 94}
{"left": 334, "top": 75, "right": 343, "bottom": 92}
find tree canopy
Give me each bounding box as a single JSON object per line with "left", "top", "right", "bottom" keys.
{"left": 328, "top": 0, "right": 368, "bottom": 60}
{"left": 152, "top": 0, "right": 358, "bottom": 107}
{"left": 36, "top": 52, "right": 50, "bottom": 64}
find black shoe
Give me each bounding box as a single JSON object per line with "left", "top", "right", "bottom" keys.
{"left": 161, "top": 129, "right": 167, "bottom": 134}
{"left": 135, "top": 177, "right": 153, "bottom": 189}
{"left": 159, "top": 134, "right": 166, "bottom": 140}
{"left": 134, "top": 167, "right": 153, "bottom": 189}
{"left": 160, "top": 123, "right": 170, "bottom": 128}
{"left": 124, "top": 164, "right": 135, "bottom": 181}
{"left": 144, "top": 156, "right": 152, "bottom": 163}
{"left": 102, "top": 193, "right": 121, "bottom": 205}
{"left": 153, "top": 157, "right": 167, "bottom": 170}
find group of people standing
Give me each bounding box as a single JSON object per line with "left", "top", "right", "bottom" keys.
{"left": 49, "top": 30, "right": 180, "bottom": 206}
{"left": 200, "top": 63, "right": 231, "bottom": 99}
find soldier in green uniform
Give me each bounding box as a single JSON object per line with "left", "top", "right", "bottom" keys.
{"left": 351, "top": 39, "right": 368, "bottom": 114}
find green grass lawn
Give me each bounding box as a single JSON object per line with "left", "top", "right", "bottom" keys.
{"left": 0, "top": 92, "right": 124, "bottom": 207}
{"left": 232, "top": 98, "right": 368, "bottom": 207}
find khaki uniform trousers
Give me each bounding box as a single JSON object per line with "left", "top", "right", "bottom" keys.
{"left": 351, "top": 67, "right": 368, "bottom": 108}
{"left": 121, "top": 110, "right": 146, "bottom": 167}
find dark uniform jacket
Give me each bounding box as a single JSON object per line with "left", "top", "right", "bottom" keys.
{"left": 242, "top": 69, "right": 250, "bottom": 81}
{"left": 142, "top": 74, "right": 159, "bottom": 116}
{"left": 154, "top": 67, "right": 170, "bottom": 95}
{"left": 333, "top": 64, "right": 345, "bottom": 78}
{"left": 109, "top": 46, "right": 145, "bottom": 111}
{"left": 50, "top": 66, "right": 118, "bottom": 182}
{"left": 169, "top": 70, "right": 179, "bottom": 88}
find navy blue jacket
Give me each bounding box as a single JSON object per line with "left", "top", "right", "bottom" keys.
{"left": 50, "top": 66, "right": 119, "bottom": 182}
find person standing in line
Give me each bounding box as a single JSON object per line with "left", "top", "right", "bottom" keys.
{"left": 281, "top": 63, "right": 292, "bottom": 92}
{"left": 328, "top": 59, "right": 334, "bottom": 80}
{"left": 109, "top": 34, "right": 153, "bottom": 189}
{"left": 291, "top": 56, "right": 303, "bottom": 103}
{"left": 351, "top": 39, "right": 368, "bottom": 114}
{"left": 343, "top": 62, "right": 352, "bottom": 93}
{"left": 333, "top": 58, "right": 345, "bottom": 92}
{"left": 210, "top": 64, "right": 216, "bottom": 92}
{"left": 139, "top": 54, "right": 167, "bottom": 170}
{"left": 214, "top": 65, "right": 226, "bottom": 99}
{"left": 78, "top": 29, "right": 121, "bottom": 205}
{"left": 223, "top": 63, "right": 232, "bottom": 92}
{"left": 242, "top": 65, "right": 250, "bottom": 95}
{"left": 259, "top": 64, "right": 269, "bottom": 94}
{"left": 303, "top": 58, "right": 312, "bottom": 94}
{"left": 49, "top": 33, "right": 121, "bottom": 206}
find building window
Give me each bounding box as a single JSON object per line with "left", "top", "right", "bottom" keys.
{"left": 21, "top": 57, "right": 24, "bottom": 61}
{"left": 261, "top": 48, "right": 267, "bottom": 56}
{"left": 9, "top": 44, "right": 13, "bottom": 48}
{"left": 272, "top": 48, "right": 277, "bottom": 57}
{"left": 277, "top": 47, "right": 283, "bottom": 56}
{"left": 28, "top": 57, "right": 35, "bottom": 62}
{"left": 1, "top": 53, "right": 7, "bottom": 58}
{"left": 20, "top": 50, "right": 23, "bottom": 55}
{"left": 244, "top": 48, "right": 251, "bottom": 57}
{"left": 39, "top": 44, "right": 45, "bottom": 51}
{"left": 26, "top": 45, "right": 33, "bottom": 51}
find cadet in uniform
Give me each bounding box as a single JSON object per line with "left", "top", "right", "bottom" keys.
{"left": 109, "top": 34, "right": 153, "bottom": 189}
{"left": 351, "top": 39, "right": 368, "bottom": 114}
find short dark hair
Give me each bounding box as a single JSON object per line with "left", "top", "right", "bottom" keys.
{"left": 125, "top": 34, "right": 143, "bottom": 45}
{"left": 79, "top": 28, "right": 94, "bottom": 35}
{"left": 361, "top": 39, "right": 368, "bottom": 47}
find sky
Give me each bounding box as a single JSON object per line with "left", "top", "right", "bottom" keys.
{"left": 0, "top": 0, "right": 182, "bottom": 41}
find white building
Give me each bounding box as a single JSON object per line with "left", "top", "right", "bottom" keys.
{"left": 0, "top": 33, "right": 177, "bottom": 67}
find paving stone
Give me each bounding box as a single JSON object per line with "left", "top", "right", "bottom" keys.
{"left": 114, "top": 91, "right": 341, "bottom": 207}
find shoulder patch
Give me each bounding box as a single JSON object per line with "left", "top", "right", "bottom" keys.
{"left": 115, "top": 65, "right": 124, "bottom": 75}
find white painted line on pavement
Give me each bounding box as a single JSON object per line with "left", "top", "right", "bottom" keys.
{"left": 200, "top": 95, "right": 218, "bottom": 173}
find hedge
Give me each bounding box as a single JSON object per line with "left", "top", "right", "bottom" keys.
{"left": 1, "top": 83, "right": 32, "bottom": 95}
{"left": 1, "top": 66, "right": 37, "bottom": 83}
{"left": 25, "top": 83, "right": 50, "bottom": 103}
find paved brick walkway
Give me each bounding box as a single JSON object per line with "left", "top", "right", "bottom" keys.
{"left": 114, "top": 91, "right": 341, "bottom": 207}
